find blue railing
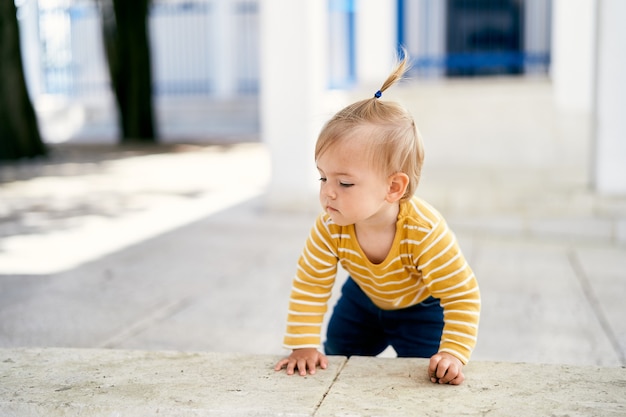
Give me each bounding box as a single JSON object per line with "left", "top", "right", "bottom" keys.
{"left": 398, "top": 0, "right": 552, "bottom": 77}
{"left": 413, "top": 52, "right": 551, "bottom": 71}
{"left": 37, "top": 0, "right": 256, "bottom": 97}
{"left": 33, "top": 0, "right": 551, "bottom": 98}
{"left": 150, "top": 1, "right": 215, "bottom": 95}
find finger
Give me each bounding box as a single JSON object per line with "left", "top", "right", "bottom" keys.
{"left": 286, "top": 359, "right": 297, "bottom": 375}
{"left": 436, "top": 366, "right": 449, "bottom": 383}
{"left": 428, "top": 355, "right": 441, "bottom": 379}
{"left": 430, "top": 361, "right": 451, "bottom": 384}
{"left": 297, "top": 359, "right": 307, "bottom": 376}
{"left": 275, "top": 358, "right": 293, "bottom": 371}
{"left": 429, "top": 367, "right": 441, "bottom": 383}
{"left": 438, "top": 362, "right": 460, "bottom": 384}
{"left": 440, "top": 368, "right": 462, "bottom": 385}
{"left": 319, "top": 354, "right": 329, "bottom": 370}
{"left": 429, "top": 362, "right": 444, "bottom": 383}
{"left": 433, "top": 363, "right": 447, "bottom": 382}
{"left": 438, "top": 369, "right": 453, "bottom": 384}
{"left": 307, "top": 358, "right": 317, "bottom": 375}
{"left": 448, "top": 371, "right": 465, "bottom": 385}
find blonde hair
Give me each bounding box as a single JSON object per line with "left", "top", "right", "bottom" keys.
{"left": 315, "top": 52, "right": 424, "bottom": 200}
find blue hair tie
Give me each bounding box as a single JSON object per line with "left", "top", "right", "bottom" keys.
{"left": 374, "top": 90, "right": 382, "bottom": 99}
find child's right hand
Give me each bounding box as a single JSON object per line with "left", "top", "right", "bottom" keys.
{"left": 428, "top": 352, "right": 465, "bottom": 385}
{"left": 274, "top": 348, "right": 328, "bottom": 376}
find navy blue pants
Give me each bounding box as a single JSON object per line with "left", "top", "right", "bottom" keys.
{"left": 324, "top": 277, "right": 444, "bottom": 358}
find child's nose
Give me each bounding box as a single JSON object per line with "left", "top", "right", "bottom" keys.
{"left": 321, "top": 183, "right": 336, "bottom": 199}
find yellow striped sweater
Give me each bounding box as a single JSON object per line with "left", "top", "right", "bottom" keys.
{"left": 283, "top": 195, "right": 480, "bottom": 364}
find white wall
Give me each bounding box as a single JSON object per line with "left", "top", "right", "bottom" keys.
{"left": 593, "top": 0, "right": 626, "bottom": 194}
{"left": 259, "top": 0, "right": 328, "bottom": 210}
{"left": 354, "top": 0, "right": 397, "bottom": 86}
{"left": 551, "top": 0, "right": 595, "bottom": 112}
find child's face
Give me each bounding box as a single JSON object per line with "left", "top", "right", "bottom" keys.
{"left": 316, "top": 137, "right": 391, "bottom": 226}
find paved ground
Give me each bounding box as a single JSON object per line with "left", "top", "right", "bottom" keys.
{"left": 1, "top": 77, "right": 625, "bottom": 367}
{"left": 3, "top": 349, "right": 625, "bottom": 417}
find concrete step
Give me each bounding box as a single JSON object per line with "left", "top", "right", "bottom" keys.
{"left": 2, "top": 348, "right": 625, "bottom": 417}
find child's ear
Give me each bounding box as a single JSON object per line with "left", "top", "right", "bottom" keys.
{"left": 386, "top": 172, "right": 409, "bottom": 202}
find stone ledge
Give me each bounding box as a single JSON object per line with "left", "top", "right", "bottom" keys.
{"left": 1, "top": 348, "right": 625, "bottom": 417}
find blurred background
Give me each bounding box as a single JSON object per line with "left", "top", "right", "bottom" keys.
{"left": 0, "top": 0, "right": 625, "bottom": 366}
{"left": 5, "top": 0, "right": 554, "bottom": 143}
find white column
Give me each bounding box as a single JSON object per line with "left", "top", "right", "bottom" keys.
{"left": 213, "top": 0, "right": 236, "bottom": 98}
{"left": 551, "top": 0, "right": 595, "bottom": 112}
{"left": 592, "top": 0, "right": 626, "bottom": 194}
{"left": 524, "top": 0, "right": 551, "bottom": 75}
{"left": 354, "top": 0, "right": 396, "bottom": 86}
{"left": 259, "top": 0, "right": 328, "bottom": 210}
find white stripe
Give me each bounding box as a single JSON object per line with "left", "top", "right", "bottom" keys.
{"left": 295, "top": 267, "right": 335, "bottom": 285}
{"left": 441, "top": 338, "right": 474, "bottom": 353}
{"left": 438, "top": 274, "right": 476, "bottom": 293}
{"left": 349, "top": 272, "right": 415, "bottom": 289}
{"left": 416, "top": 199, "right": 442, "bottom": 223}
{"left": 429, "top": 264, "right": 470, "bottom": 286}
{"left": 421, "top": 240, "right": 457, "bottom": 271}
{"left": 438, "top": 348, "right": 468, "bottom": 364}
{"left": 286, "top": 322, "right": 322, "bottom": 328}
{"left": 289, "top": 299, "right": 327, "bottom": 307}
{"left": 285, "top": 333, "right": 320, "bottom": 338}
{"left": 409, "top": 198, "right": 436, "bottom": 228}
{"left": 339, "top": 252, "right": 406, "bottom": 272}
{"left": 441, "top": 298, "right": 481, "bottom": 308}
{"left": 283, "top": 343, "right": 320, "bottom": 349}
{"left": 442, "top": 329, "right": 477, "bottom": 341}
{"left": 444, "top": 309, "right": 480, "bottom": 316}
{"left": 416, "top": 223, "right": 448, "bottom": 259}
{"left": 314, "top": 225, "right": 338, "bottom": 258}
{"left": 297, "top": 263, "right": 335, "bottom": 280}
{"left": 406, "top": 287, "right": 428, "bottom": 305}
{"left": 431, "top": 270, "right": 474, "bottom": 292}
{"left": 340, "top": 258, "right": 408, "bottom": 279}
{"left": 288, "top": 310, "right": 324, "bottom": 316}
{"left": 445, "top": 319, "right": 479, "bottom": 329}
{"left": 291, "top": 286, "right": 331, "bottom": 299}
{"left": 438, "top": 286, "right": 480, "bottom": 300}
{"left": 337, "top": 247, "right": 362, "bottom": 258}
{"left": 301, "top": 255, "right": 336, "bottom": 275}
{"left": 349, "top": 277, "right": 417, "bottom": 297}
{"left": 403, "top": 224, "right": 430, "bottom": 233}
{"left": 441, "top": 338, "right": 472, "bottom": 352}
{"left": 311, "top": 226, "right": 337, "bottom": 255}
{"left": 304, "top": 245, "right": 334, "bottom": 267}
{"left": 293, "top": 274, "right": 334, "bottom": 289}
{"left": 400, "top": 238, "right": 424, "bottom": 246}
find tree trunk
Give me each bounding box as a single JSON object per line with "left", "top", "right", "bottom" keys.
{"left": 100, "top": 0, "right": 157, "bottom": 143}
{"left": 0, "top": 1, "right": 46, "bottom": 161}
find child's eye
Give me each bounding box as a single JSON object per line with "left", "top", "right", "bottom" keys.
{"left": 319, "top": 177, "right": 327, "bottom": 183}
{"left": 340, "top": 182, "right": 354, "bottom": 188}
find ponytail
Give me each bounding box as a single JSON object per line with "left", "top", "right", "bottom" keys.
{"left": 373, "top": 48, "right": 410, "bottom": 100}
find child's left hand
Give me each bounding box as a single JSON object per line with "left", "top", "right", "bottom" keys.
{"left": 428, "top": 352, "right": 464, "bottom": 385}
